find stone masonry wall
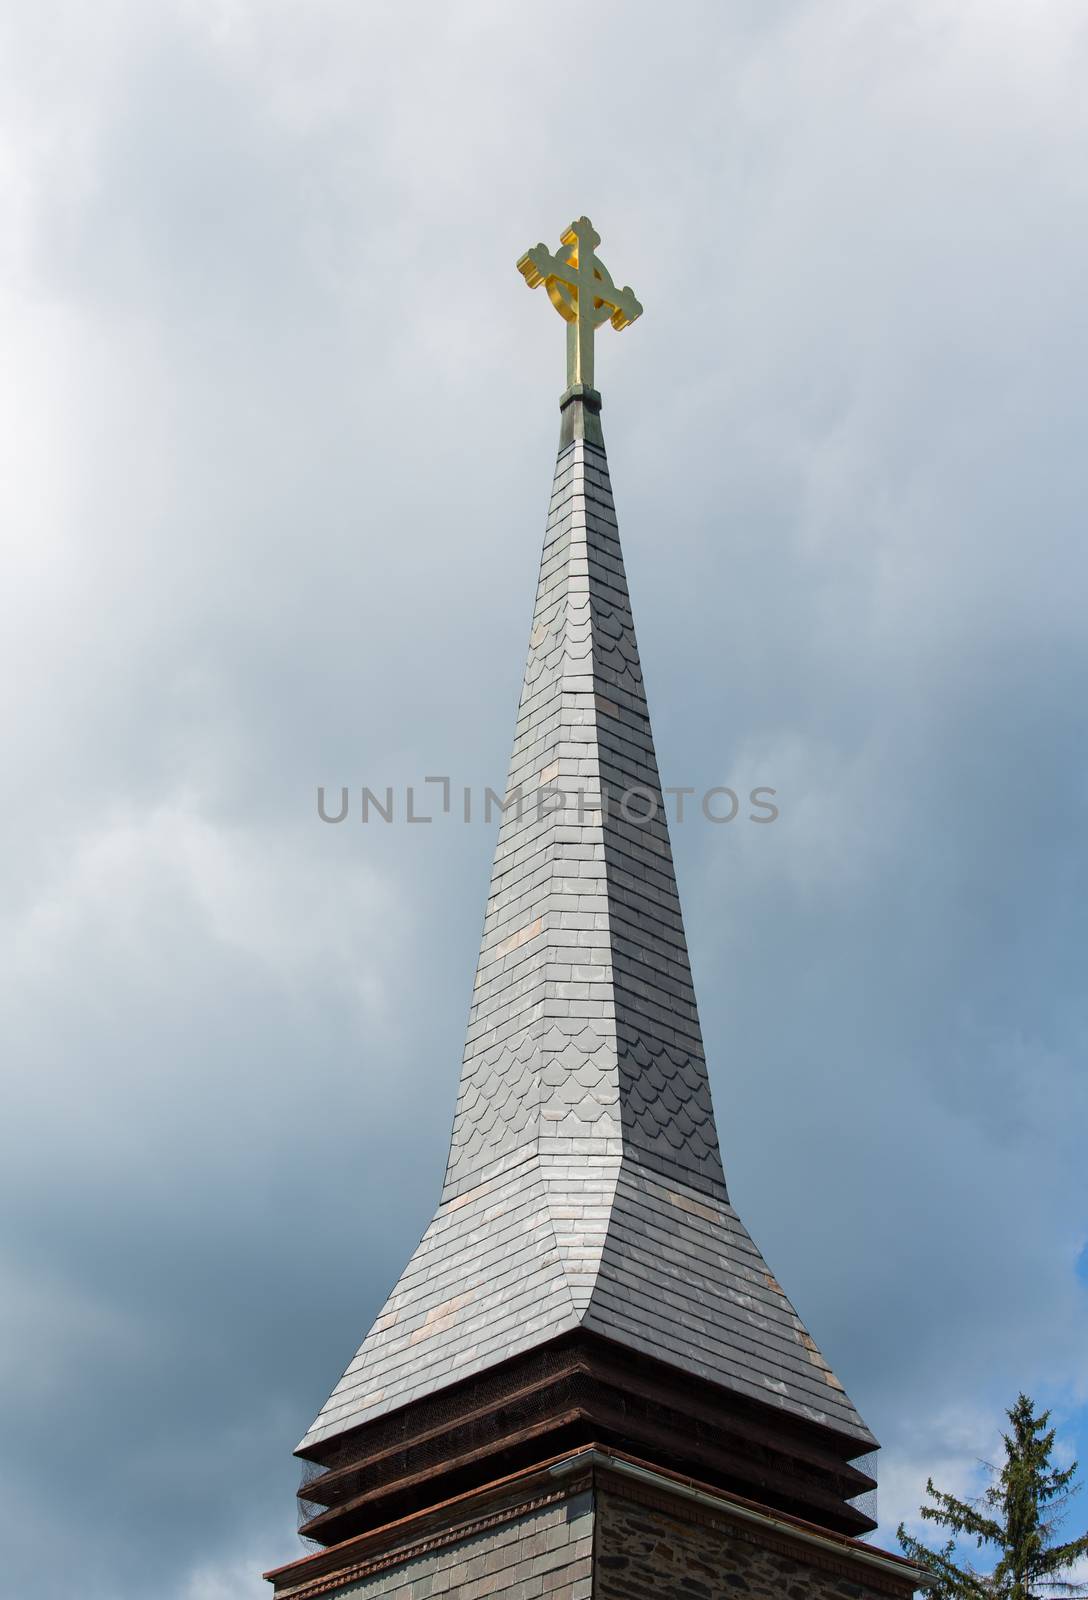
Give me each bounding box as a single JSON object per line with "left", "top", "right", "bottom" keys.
{"left": 596, "top": 1482, "right": 914, "bottom": 1600}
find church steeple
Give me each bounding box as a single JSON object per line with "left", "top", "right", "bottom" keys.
{"left": 265, "top": 221, "right": 919, "bottom": 1600}
{"left": 442, "top": 383, "right": 723, "bottom": 1210}
{"left": 300, "top": 376, "right": 872, "bottom": 1463}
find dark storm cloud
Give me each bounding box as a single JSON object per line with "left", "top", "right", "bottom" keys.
{"left": 1, "top": 3, "right": 1086, "bottom": 1595}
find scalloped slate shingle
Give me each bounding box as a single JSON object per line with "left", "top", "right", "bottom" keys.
{"left": 301, "top": 407, "right": 876, "bottom": 1456}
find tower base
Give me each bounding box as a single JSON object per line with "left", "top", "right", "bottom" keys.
{"left": 265, "top": 1447, "right": 924, "bottom": 1600}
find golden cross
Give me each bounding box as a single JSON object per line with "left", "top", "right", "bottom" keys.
{"left": 517, "top": 216, "right": 642, "bottom": 392}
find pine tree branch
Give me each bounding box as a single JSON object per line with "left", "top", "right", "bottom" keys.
{"left": 897, "top": 1528, "right": 988, "bottom": 1600}
{"left": 920, "top": 1480, "right": 1003, "bottom": 1546}
{"left": 1035, "top": 1531, "right": 1088, "bottom": 1573}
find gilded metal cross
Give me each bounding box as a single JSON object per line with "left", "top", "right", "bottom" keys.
{"left": 517, "top": 216, "right": 642, "bottom": 391}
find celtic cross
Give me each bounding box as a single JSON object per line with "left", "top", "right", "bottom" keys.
{"left": 517, "top": 216, "right": 643, "bottom": 391}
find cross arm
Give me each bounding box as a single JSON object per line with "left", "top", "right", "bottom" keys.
{"left": 518, "top": 244, "right": 642, "bottom": 327}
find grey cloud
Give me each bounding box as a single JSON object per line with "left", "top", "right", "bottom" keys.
{"left": 2, "top": 2, "right": 1086, "bottom": 1596}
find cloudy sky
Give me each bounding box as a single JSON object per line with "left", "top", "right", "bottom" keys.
{"left": 3, "top": 2, "right": 1087, "bottom": 1595}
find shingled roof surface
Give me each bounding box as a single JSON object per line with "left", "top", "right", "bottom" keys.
{"left": 301, "top": 401, "right": 876, "bottom": 1457}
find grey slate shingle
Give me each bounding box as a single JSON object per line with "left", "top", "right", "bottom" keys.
{"left": 300, "top": 415, "right": 876, "bottom": 1457}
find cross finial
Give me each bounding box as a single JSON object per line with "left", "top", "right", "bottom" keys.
{"left": 517, "top": 216, "right": 642, "bottom": 392}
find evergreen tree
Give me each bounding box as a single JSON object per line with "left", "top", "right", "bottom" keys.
{"left": 898, "top": 1395, "right": 1088, "bottom": 1600}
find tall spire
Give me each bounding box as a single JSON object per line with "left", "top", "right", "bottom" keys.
{"left": 264, "top": 219, "right": 927, "bottom": 1600}
{"left": 301, "top": 328, "right": 872, "bottom": 1467}
{"left": 441, "top": 405, "right": 723, "bottom": 1209}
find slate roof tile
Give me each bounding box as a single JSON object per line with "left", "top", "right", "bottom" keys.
{"left": 300, "top": 410, "right": 876, "bottom": 1459}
